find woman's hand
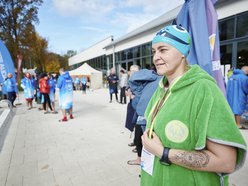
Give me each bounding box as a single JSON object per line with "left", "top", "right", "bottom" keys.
{"left": 142, "top": 129, "right": 164, "bottom": 158}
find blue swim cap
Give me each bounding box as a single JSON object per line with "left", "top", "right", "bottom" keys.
{"left": 152, "top": 25, "right": 191, "bottom": 56}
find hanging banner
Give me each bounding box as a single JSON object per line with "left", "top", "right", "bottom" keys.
{"left": 0, "top": 39, "right": 17, "bottom": 92}
{"left": 176, "top": 0, "right": 226, "bottom": 94}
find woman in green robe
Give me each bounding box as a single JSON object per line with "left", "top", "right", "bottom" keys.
{"left": 140, "top": 25, "right": 247, "bottom": 186}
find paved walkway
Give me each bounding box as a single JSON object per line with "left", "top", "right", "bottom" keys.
{"left": 0, "top": 89, "right": 247, "bottom": 186}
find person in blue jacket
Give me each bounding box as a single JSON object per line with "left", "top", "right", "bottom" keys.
{"left": 127, "top": 68, "right": 161, "bottom": 165}
{"left": 57, "top": 68, "right": 73, "bottom": 122}
{"left": 3, "top": 73, "right": 17, "bottom": 107}
{"left": 21, "top": 72, "right": 36, "bottom": 110}
{"left": 227, "top": 66, "right": 248, "bottom": 129}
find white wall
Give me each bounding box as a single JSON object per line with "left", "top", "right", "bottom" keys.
{"left": 217, "top": 0, "right": 248, "bottom": 19}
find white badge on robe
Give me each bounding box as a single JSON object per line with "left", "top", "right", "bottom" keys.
{"left": 141, "top": 147, "right": 155, "bottom": 175}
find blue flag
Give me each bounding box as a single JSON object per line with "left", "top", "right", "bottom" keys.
{"left": 0, "top": 39, "right": 17, "bottom": 92}
{"left": 176, "top": 0, "right": 225, "bottom": 94}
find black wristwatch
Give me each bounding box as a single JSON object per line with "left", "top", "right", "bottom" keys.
{"left": 160, "top": 147, "right": 172, "bottom": 166}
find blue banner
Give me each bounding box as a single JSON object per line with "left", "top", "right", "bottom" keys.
{"left": 0, "top": 40, "right": 17, "bottom": 92}
{"left": 176, "top": 0, "right": 225, "bottom": 94}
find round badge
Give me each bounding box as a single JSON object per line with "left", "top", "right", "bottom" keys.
{"left": 165, "top": 120, "right": 189, "bottom": 143}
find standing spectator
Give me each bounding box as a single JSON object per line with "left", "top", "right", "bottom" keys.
{"left": 227, "top": 66, "right": 248, "bottom": 129}
{"left": 127, "top": 69, "right": 161, "bottom": 166}
{"left": 74, "top": 76, "right": 80, "bottom": 90}
{"left": 21, "top": 72, "right": 36, "bottom": 110}
{"left": 81, "top": 76, "right": 87, "bottom": 94}
{"left": 119, "top": 69, "right": 128, "bottom": 104}
{"left": 3, "top": 73, "right": 17, "bottom": 107}
{"left": 48, "top": 73, "right": 57, "bottom": 113}
{"left": 125, "top": 65, "right": 140, "bottom": 151}
{"left": 107, "top": 69, "right": 119, "bottom": 103}
{"left": 39, "top": 73, "right": 53, "bottom": 113}
{"left": 141, "top": 25, "right": 246, "bottom": 186}
{"left": 57, "top": 68, "right": 73, "bottom": 122}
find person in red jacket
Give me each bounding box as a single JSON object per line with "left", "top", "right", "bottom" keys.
{"left": 39, "top": 73, "right": 53, "bottom": 113}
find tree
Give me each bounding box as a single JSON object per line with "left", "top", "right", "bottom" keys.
{"left": 44, "top": 52, "right": 60, "bottom": 73}
{"left": 0, "top": 0, "right": 43, "bottom": 67}
{"left": 60, "top": 50, "right": 77, "bottom": 70}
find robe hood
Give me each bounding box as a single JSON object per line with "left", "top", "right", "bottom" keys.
{"left": 159, "top": 64, "right": 215, "bottom": 93}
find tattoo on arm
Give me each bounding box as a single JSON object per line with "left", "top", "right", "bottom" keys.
{"left": 171, "top": 151, "right": 210, "bottom": 168}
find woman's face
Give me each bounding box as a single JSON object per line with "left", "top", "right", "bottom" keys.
{"left": 26, "top": 73, "right": 31, "bottom": 78}
{"left": 152, "top": 42, "right": 184, "bottom": 76}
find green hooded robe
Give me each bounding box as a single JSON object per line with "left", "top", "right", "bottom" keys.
{"left": 141, "top": 65, "right": 247, "bottom": 186}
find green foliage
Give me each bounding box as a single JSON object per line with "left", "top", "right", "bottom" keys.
{"left": 0, "top": 0, "right": 43, "bottom": 67}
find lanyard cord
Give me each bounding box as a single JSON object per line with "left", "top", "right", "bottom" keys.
{"left": 148, "top": 77, "right": 181, "bottom": 138}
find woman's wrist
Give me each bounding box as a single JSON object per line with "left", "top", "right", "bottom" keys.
{"left": 160, "top": 147, "right": 172, "bottom": 165}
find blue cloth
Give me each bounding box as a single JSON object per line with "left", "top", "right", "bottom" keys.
{"left": 57, "top": 72, "right": 73, "bottom": 109}
{"left": 74, "top": 77, "right": 80, "bottom": 84}
{"left": 48, "top": 78, "right": 56, "bottom": 92}
{"left": 227, "top": 69, "right": 248, "bottom": 115}
{"left": 81, "top": 77, "right": 87, "bottom": 85}
{"left": 48, "top": 78, "right": 56, "bottom": 102}
{"left": 176, "top": 0, "right": 226, "bottom": 94}
{"left": 128, "top": 69, "right": 161, "bottom": 125}
{"left": 107, "top": 74, "right": 119, "bottom": 94}
{"left": 0, "top": 40, "right": 17, "bottom": 92}
{"left": 21, "top": 77, "right": 35, "bottom": 99}
{"left": 3, "top": 78, "right": 17, "bottom": 92}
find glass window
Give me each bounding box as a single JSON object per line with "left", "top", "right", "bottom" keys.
{"left": 220, "top": 44, "right": 232, "bottom": 65}
{"left": 134, "top": 46, "right": 141, "bottom": 58}
{"left": 142, "top": 57, "right": 152, "bottom": 69}
{"left": 121, "top": 51, "right": 126, "bottom": 60}
{"left": 134, "top": 59, "right": 141, "bottom": 67}
{"left": 142, "top": 43, "right": 151, "bottom": 56}
{"left": 237, "top": 41, "right": 248, "bottom": 68}
{"left": 237, "top": 13, "right": 248, "bottom": 38}
{"left": 219, "top": 18, "right": 234, "bottom": 41}
{"left": 121, "top": 62, "right": 126, "bottom": 70}
{"left": 127, "top": 49, "right": 133, "bottom": 59}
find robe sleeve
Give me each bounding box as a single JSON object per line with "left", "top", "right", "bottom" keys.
{"left": 193, "top": 80, "right": 247, "bottom": 171}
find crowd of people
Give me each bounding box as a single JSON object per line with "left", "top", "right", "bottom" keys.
{"left": 0, "top": 68, "right": 74, "bottom": 122}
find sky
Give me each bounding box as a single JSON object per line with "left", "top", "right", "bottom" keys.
{"left": 36, "top": 0, "right": 184, "bottom": 55}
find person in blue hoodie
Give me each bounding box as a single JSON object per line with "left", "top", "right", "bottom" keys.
{"left": 21, "top": 72, "right": 36, "bottom": 110}
{"left": 227, "top": 66, "right": 248, "bottom": 129}
{"left": 57, "top": 68, "right": 73, "bottom": 122}
{"left": 3, "top": 73, "right": 17, "bottom": 107}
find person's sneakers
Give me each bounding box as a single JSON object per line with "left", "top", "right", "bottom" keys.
{"left": 59, "top": 117, "right": 67, "bottom": 122}
{"left": 44, "top": 111, "right": 49, "bottom": 114}
{"left": 70, "top": 114, "right": 74, "bottom": 119}
{"left": 109, "top": 100, "right": 112, "bottom": 103}
{"left": 52, "top": 111, "right": 58, "bottom": 114}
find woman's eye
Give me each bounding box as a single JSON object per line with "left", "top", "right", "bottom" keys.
{"left": 160, "top": 48, "right": 167, "bottom": 53}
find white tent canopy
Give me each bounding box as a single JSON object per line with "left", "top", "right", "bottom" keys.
{"left": 69, "top": 63, "right": 103, "bottom": 90}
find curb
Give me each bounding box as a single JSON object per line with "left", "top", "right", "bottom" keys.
{"left": 0, "top": 101, "right": 15, "bottom": 153}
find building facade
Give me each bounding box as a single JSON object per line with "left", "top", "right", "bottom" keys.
{"left": 69, "top": 0, "right": 248, "bottom": 77}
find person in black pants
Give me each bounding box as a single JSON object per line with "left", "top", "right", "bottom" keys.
{"left": 119, "top": 70, "right": 128, "bottom": 104}
{"left": 107, "top": 69, "right": 119, "bottom": 103}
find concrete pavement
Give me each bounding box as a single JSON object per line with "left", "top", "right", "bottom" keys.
{"left": 0, "top": 89, "right": 247, "bottom": 186}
